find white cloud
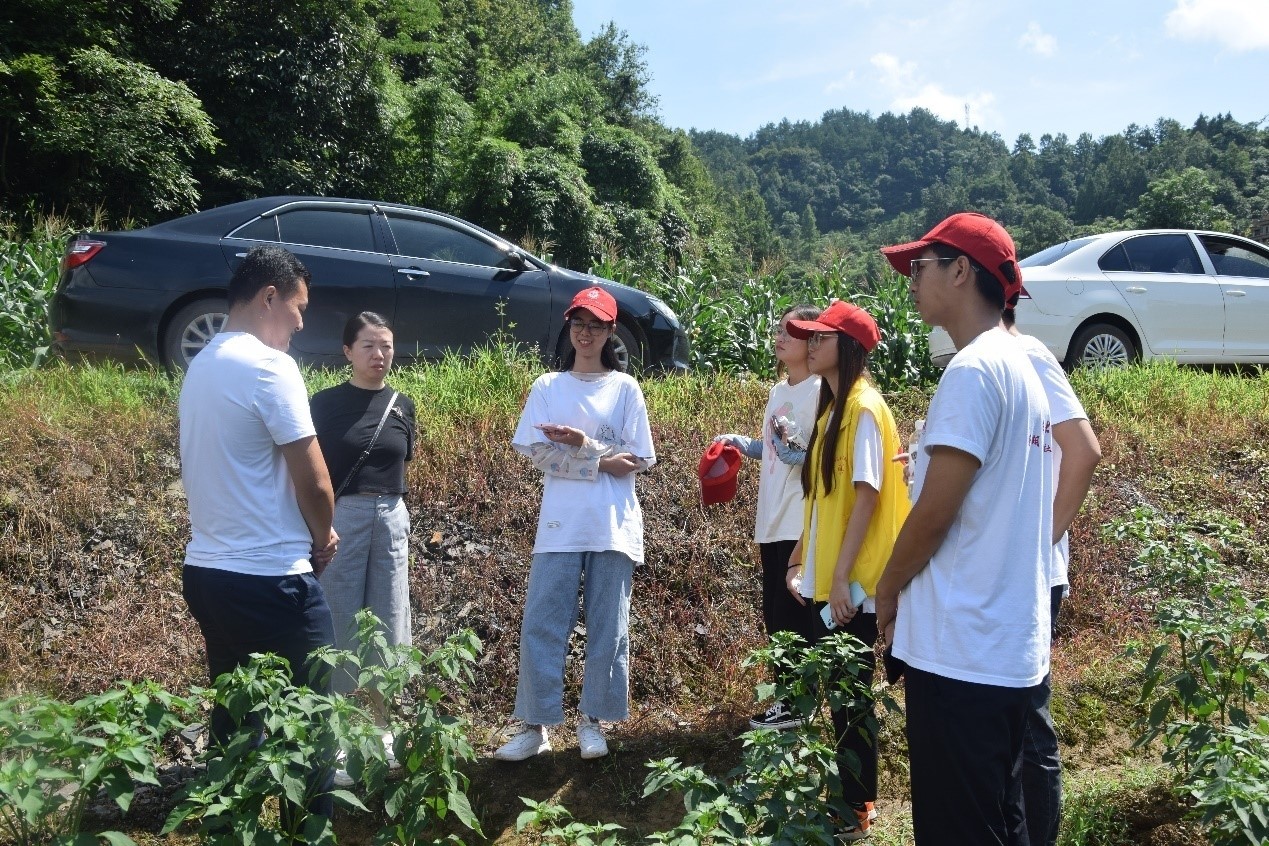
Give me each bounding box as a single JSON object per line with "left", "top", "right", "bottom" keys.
{"left": 869, "top": 52, "right": 996, "bottom": 128}
{"left": 1019, "top": 22, "right": 1058, "bottom": 57}
{"left": 1165, "top": 0, "right": 1269, "bottom": 51}
{"left": 824, "top": 71, "right": 857, "bottom": 94}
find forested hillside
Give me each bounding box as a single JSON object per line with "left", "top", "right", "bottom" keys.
{"left": 693, "top": 109, "right": 1269, "bottom": 260}
{"left": 2, "top": 0, "right": 1268, "bottom": 278}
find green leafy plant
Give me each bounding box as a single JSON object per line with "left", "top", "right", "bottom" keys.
{"left": 1116, "top": 509, "right": 1269, "bottom": 845}
{"left": 641, "top": 630, "right": 882, "bottom": 845}
{"left": 0, "top": 225, "right": 64, "bottom": 369}
{"left": 516, "top": 798, "right": 625, "bottom": 845}
{"left": 164, "top": 615, "right": 484, "bottom": 845}
{"left": 0, "top": 681, "right": 196, "bottom": 846}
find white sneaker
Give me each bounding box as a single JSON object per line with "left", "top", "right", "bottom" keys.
{"left": 381, "top": 731, "right": 400, "bottom": 770}
{"left": 492, "top": 725, "right": 551, "bottom": 761}
{"left": 577, "top": 715, "right": 608, "bottom": 760}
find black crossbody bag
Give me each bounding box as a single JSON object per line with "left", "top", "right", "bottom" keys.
{"left": 334, "top": 391, "right": 399, "bottom": 498}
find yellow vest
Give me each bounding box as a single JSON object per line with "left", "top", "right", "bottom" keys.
{"left": 801, "top": 379, "right": 910, "bottom": 601}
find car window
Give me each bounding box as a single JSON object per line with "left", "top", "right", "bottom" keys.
{"left": 274, "top": 209, "right": 376, "bottom": 252}
{"left": 1198, "top": 235, "right": 1269, "bottom": 279}
{"left": 1019, "top": 236, "right": 1097, "bottom": 268}
{"left": 385, "top": 214, "right": 512, "bottom": 268}
{"left": 1099, "top": 234, "right": 1202, "bottom": 274}
{"left": 229, "top": 216, "right": 279, "bottom": 241}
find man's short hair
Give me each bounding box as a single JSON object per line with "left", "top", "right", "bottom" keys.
{"left": 227, "top": 245, "right": 311, "bottom": 308}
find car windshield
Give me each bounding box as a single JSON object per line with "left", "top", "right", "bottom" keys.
{"left": 1020, "top": 236, "right": 1098, "bottom": 268}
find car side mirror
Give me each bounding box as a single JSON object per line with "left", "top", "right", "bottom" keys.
{"left": 505, "top": 250, "right": 529, "bottom": 272}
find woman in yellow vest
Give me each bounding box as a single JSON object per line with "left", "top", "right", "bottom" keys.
{"left": 783, "top": 300, "right": 910, "bottom": 842}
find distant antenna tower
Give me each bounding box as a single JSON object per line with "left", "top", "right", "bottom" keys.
{"left": 964, "top": 103, "right": 970, "bottom": 128}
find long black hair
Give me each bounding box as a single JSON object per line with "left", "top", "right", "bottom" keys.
{"left": 801, "top": 332, "right": 870, "bottom": 497}
{"left": 342, "top": 311, "right": 391, "bottom": 347}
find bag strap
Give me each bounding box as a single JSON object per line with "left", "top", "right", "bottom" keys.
{"left": 334, "top": 391, "right": 399, "bottom": 498}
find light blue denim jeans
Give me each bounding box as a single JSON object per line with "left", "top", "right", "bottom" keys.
{"left": 320, "top": 493, "right": 412, "bottom": 694}
{"left": 513, "top": 550, "right": 634, "bottom": 725}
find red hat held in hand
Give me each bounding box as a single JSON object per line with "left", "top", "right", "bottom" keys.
{"left": 698, "top": 441, "right": 743, "bottom": 506}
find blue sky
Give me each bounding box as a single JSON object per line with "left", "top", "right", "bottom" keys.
{"left": 570, "top": 0, "right": 1269, "bottom": 144}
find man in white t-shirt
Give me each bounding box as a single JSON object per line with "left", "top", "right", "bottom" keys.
{"left": 179, "top": 245, "right": 339, "bottom": 823}
{"left": 876, "top": 213, "right": 1053, "bottom": 845}
{"left": 1005, "top": 302, "right": 1102, "bottom": 846}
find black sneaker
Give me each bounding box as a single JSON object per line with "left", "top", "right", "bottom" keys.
{"left": 748, "top": 701, "right": 805, "bottom": 730}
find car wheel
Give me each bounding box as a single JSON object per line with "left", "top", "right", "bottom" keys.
{"left": 1067, "top": 323, "right": 1136, "bottom": 368}
{"left": 164, "top": 298, "right": 228, "bottom": 370}
{"left": 611, "top": 322, "right": 643, "bottom": 373}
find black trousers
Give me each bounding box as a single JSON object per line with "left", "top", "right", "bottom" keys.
{"left": 806, "top": 603, "right": 878, "bottom": 808}
{"left": 759, "top": 540, "right": 812, "bottom": 690}
{"left": 183, "top": 566, "right": 337, "bottom": 822}
{"left": 906, "top": 666, "right": 1036, "bottom": 846}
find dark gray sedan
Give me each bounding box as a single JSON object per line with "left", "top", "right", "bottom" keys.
{"left": 50, "top": 196, "right": 690, "bottom": 373}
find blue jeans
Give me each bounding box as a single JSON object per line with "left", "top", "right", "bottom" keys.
{"left": 321, "top": 493, "right": 412, "bottom": 694}
{"left": 182, "top": 565, "right": 336, "bottom": 821}
{"left": 1022, "top": 585, "right": 1066, "bottom": 846}
{"left": 513, "top": 550, "right": 634, "bottom": 725}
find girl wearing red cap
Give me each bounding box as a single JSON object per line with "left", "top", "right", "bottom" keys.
{"left": 783, "top": 300, "right": 910, "bottom": 841}
{"left": 493, "top": 286, "right": 656, "bottom": 762}
{"left": 714, "top": 305, "right": 822, "bottom": 732}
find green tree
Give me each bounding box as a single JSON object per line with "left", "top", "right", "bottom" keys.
{"left": 1130, "top": 167, "right": 1233, "bottom": 231}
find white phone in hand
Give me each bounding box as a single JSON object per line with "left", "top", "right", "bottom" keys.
{"left": 820, "top": 581, "right": 868, "bottom": 630}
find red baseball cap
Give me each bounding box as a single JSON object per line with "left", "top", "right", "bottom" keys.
{"left": 880, "top": 212, "right": 1023, "bottom": 303}
{"left": 565, "top": 286, "right": 618, "bottom": 323}
{"left": 698, "top": 441, "right": 742, "bottom": 506}
{"left": 785, "top": 300, "right": 881, "bottom": 352}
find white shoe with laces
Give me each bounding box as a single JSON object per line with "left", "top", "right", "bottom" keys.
{"left": 577, "top": 714, "right": 609, "bottom": 759}
{"left": 492, "top": 724, "right": 551, "bottom": 761}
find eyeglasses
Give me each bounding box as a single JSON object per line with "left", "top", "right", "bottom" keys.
{"left": 807, "top": 332, "right": 835, "bottom": 350}
{"left": 568, "top": 318, "right": 610, "bottom": 334}
{"left": 771, "top": 325, "right": 791, "bottom": 339}
{"left": 909, "top": 256, "right": 957, "bottom": 281}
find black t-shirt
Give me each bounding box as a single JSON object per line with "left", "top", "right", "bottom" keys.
{"left": 310, "top": 382, "right": 416, "bottom": 496}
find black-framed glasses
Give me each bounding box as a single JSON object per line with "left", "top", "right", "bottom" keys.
{"left": 909, "top": 256, "right": 957, "bottom": 280}
{"left": 568, "top": 317, "right": 610, "bottom": 334}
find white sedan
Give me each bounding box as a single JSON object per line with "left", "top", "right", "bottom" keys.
{"left": 928, "top": 229, "right": 1269, "bottom": 368}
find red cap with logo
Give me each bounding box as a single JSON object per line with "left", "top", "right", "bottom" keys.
{"left": 565, "top": 285, "right": 618, "bottom": 322}
{"left": 784, "top": 300, "right": 881, "bottom": 352}
{"left": 880, "top": 212, "right": 1023, "bottom": 303}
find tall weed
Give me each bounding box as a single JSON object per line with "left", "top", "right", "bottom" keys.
{"left": 0, "top": 227, "right": 64, "bottom": 370}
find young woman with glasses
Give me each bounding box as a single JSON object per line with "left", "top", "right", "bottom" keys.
{"left": 492, "top": 286, "right": 656, "bottom": 762}
{"left": 713, "top": 305, "right": 822, "bottom": 732}
{"left": 783, "top": 301, "right": 911, "bottom": 842}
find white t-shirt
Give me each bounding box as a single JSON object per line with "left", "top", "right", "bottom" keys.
{"left": 1015, "top": 332, "right": 1088, "bottom": 588}
{"left": 512, "top": 371, "right": 656, "bottom": 563}
{"left": 800, "top": 410, "right": 882, "bottom": 609}
{"left": 896, "top": 328, "right": 1054, "bottom": 688}
{"left": 179, "top": 332, "right": 316, "bottom": 576}
{"left": 755, "top": 375, "right": 821, "bottom": 543}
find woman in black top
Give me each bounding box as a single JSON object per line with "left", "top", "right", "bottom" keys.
{"left": 310, "top": 312, "right": 416, "bottom": 778}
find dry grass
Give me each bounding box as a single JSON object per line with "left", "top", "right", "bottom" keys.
{"left": 3, "top": 357, "right": 1267, "bottom": 843}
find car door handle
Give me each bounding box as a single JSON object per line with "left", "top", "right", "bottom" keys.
{"left": 1225, "top": 290, "right": 1247, "bottom": 297}
{"left": 397, "top": 268, "right": 430, "bottom": 278}
{"left": 235, "top": 252, "right": 248, "bottom": 258}
{"left": 1124, "top": 286, "right": 1147, "bottom": 294}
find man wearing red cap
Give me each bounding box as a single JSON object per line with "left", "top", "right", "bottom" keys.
{"left": 875, "top": 213, "right": 1054, "bottom": 845}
